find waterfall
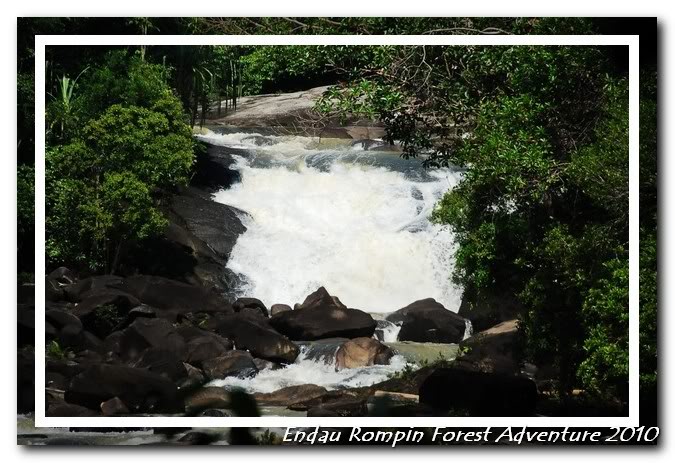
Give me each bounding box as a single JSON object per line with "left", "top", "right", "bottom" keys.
{"left": 197, "top": 130, "right": 464, "bottom": 313}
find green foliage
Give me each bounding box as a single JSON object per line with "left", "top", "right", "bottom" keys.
{"left": 17, "top": 165, "right": 35, "bottom": 237}
{"left": 89, "top": 304, "right": 126, "bottom": 337}
{"left": 46, "top": 340, "right": 72, "bottom": 360}
{"left": 45, "top": 52, "right": 194, "bottom": 273}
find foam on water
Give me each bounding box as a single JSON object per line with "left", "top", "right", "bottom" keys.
{"left": 207, "top": 348, "right": 409, "bottom": 394}
{"left": 198, "top": 130, "right": 464, "bottom": 313}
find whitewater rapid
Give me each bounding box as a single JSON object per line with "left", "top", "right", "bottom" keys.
{"left": 197, "top": 130, "right": 463, "bottom": 313}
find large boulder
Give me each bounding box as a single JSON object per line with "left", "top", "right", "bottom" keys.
{"left": 112, "top": 275, "right": 232, "bottom": 317}
{"left": 184, "top": 335, "right": 233, "bottom": 368}
{"left": 454, "top": 319, "right": 521, "bottom": 375}
{"left": 131, "top": 347, "right": 189, "bottom": 383}
{"left": 215, "top": 313, "right": 299, "bottom": 364}
{"left": 118, "top": 318, "right": 186, "bottom": 361}
{"left": 233, "top": 297, "right": 268, "bottom": 317}
{"left": 295, "top": 286, "right": 346, "bottom": 311}
{"left": 63, "top": 275, "right": 125, "bottom": 302}
{"left": 202, "top": 351, "right": 258, "bottom": 381}
{"left": 335, "top": 337, "right": 394, "bottom": 370}
{"left": 418, "top": 367, "right": 537, "bottom": 416}
{"left": 185, "top": 387, "right": 231, "bottom": 415}
{"left": 72, "top": 289, "right": 140, "bottom": 338}
{"left": 271, "top": 288, "right": 375, "bottom": 340}
{"left": 64, "top": 364, "right": 180, "bottom": 413}
{"left": 386, "top": 298, "right": 467, "bottom": 344}
{"left": 270, "top": 304, "right": 292, "bottom": 316}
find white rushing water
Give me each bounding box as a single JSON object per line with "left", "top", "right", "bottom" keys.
{"left": 198, "top": 130, "right": 464, "bottom": 313}
{"left": 208, "top": 346, "right": 409, "bottom": 394}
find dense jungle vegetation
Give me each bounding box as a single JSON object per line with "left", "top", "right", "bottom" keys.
{"left": 17, "top": 17, "right": 656, "bottom": 419}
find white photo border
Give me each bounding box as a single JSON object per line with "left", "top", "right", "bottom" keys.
{"left": 34, "top": 33, "right": 640, "bottom": 428}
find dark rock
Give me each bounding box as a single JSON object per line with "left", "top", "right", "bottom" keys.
{"left": 270, "top": 304, "right": 292, "bottom": 316}
{"left": 253, "top": 358, "right": 281, "bottom": 371}
{"left": 118, "top": 318, "right": 186, "bottom": 361}
{"left": 48, "top": 267, "right": 77, "bottom": 285}
{"left": 202, "top": 351, "right": 258, "bottom": 380}
{"left": 199, "top": 408, "right": 232, "bottom": 417}
{"left": 63, "top": 275, "right": 125, "bottom": 303}
{"left": 17, "top": 304, "right": 35, "bottom": 347}
{"left": 254, "top": 384, "right": 328, "bottom": 406}
{"left": 185, "top": 335, "right": 232, "bottom": 368}
{"left": 335, "top": 337, "right": 393, "bottom": 370}
{"left": 73, "top": 289, "right": 140, "bottom": 338}
{"left": 101, "top": 397, "right": 130, "bottom": 416}
{"left": 18, "top": 348, "right": 35, "bottom": 413}
{"left": 185, "top": 387, "right": 230, "bottom": 414}
{"left": 46, "top": 277, "right": 64, "bottom": 302}
{"left": 418, "top": 367, "right": 537, "bottom": 416}
{"left": 271, "top": 304, "right": 376, "bottom": 341}
{"left": 112, "top": 275, "right": 232, "bottom": 317}
{"left": 387, "top": 298, "right": 467, "bottom": 343}
{"left": 215, "top": 313, "right": 299, "bottom": 364}
{"left": 454, "top": 319, "right": 521, "bottom": 375}
{"left": 233, "top": 297, "right": 268, "bottom": 317}
{"left": 132, "top": 347, "right": 188, "bottom": 383}
{"left": 179, "top": 363, "right": 207, "bottom": 390}
{"left": 178, "top": 431, "right": 218, "bottom": 445}
{"left": 296, "top": 286, "right": 347, "bottom": 311}
{"left": 47, "top": 403, "right": 99, "bottom": 417}
{"left": 46, "top": 308, "right": 82, "bottom": 332}
{"left": 65, "top": 364, "right": 180, "bottom": 413}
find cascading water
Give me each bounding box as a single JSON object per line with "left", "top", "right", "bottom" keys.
{"left": 197, "top": 130, "right": 464, "bottom": 314}
{"left": 208, "top": 345, "right": 409, "bottom": 394}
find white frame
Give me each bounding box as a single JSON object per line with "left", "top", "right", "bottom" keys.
{"left": 34, "top": 33, "right": 640, "bottom": 428}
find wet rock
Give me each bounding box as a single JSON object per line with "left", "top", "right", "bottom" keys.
{"left": 418, "top": 367, "right": 537, "bottom": 416}
{"left": 65, "top": 364, "right": 181, "bottom": 414}
{"left": 387, "top": 298, "right": 467, "bottom": 343}
{"left": 215, "top": 313, "right": 299, "bottom": 364}
{"left": 202, "top": 351, "right": 258, "bottom": 380}
{"left": 46, "top": 277, "right": 65, "bottom": 302}
{"left": 335, "top": 337, "right": 393, "bottom": 370}
{"left": 18, "top": 304, "right": 35, "bottom": 347}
